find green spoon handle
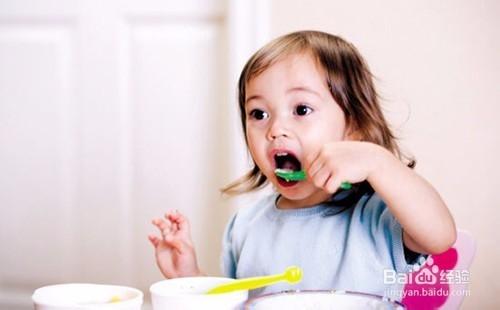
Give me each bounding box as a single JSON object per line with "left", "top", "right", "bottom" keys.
{"left": 339, "top": 181, "right": 352, "bottom": 190}
{"left": 275, "top": 169, "right": 352, "bottom": 190}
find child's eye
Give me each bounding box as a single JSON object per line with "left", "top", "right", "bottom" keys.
{"left": 248, "top": 109, "right": 269, "bottom": 120}
{"left": 295, "top": 104, "right": 313, "bottom": 116}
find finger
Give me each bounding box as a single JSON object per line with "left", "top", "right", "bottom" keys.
{"left": 153, "top": 218, "right": 172, "bottom": 235}
{"left": 304, "top": 152, "right": 319, "bottom": 172}
{"left": 163, "top": 235, "right": 186, "bottom": 254}
{"left": 167, "top": 210, "right": 190, "bottom": 233}
{"left": 165, "top": 214, "right": 176, "bottom": 234}
{"left": 148, "top": 235, "right": 160, "bottom": 247}
{"left": 324, "top": 175, "right": 342, "bottom": 194}
{"left": 174, "top": 210, "right": 190, "bottom": 232}
{"left": 308, "top": 158, "right": 326, "bottom": 181}
{"left": 153, "top": 219, "right": 174, "bottom": 240}
{"left": 164, "top": 212, "right": 178, "bottom": 233}
{"left": 164, "top": 210, "right": 176, "bottom": 223}
{"left": 152, "top": 218, "right": 164, "bottom": 231}
{"left": 166, "top": 209, "right": 181, "bottom": 221}
{"left": 311, "top": 166, "right": 331, "bottom": 189}
{"left": 152, "top": 218, "right": 166, "bottom": 230}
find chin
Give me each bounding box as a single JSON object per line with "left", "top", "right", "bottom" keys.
{"left": 276, "top": 183, "right": 317, "bottom": 201}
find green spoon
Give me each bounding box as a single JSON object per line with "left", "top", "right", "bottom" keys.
{"left": 206, "top": 266, "right": 303, "bottom": 295}
{"left": 275, "top": 169, "right": 352, "bottom": 190}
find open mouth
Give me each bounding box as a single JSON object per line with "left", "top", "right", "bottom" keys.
{"left": 274, "top": 152, "right": 302, "bottom": 187}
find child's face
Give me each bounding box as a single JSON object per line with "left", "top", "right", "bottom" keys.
{"left": 245, "top": 52, "right": 351, "bottom": 206}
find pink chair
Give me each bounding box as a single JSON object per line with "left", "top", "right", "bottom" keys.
{"left": 401, "top": 230, "right": 476, "bottom": 309}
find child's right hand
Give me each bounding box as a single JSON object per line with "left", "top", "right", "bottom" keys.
{"left": 148, "top": 210, "right": 203, "bottom": 278}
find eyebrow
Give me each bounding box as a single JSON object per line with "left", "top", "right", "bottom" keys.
{"left": 245, "top": 86, "right": 321, "bottom": 104}
{"left": 286, "top": 86, "right": 321, "bottom": 97}
{"left": 245, "top": 94, "right": 263, "bottom": 104}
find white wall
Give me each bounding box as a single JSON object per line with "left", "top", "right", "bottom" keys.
{"left": 269, "top": 0, "right": 500, "bottom": 308}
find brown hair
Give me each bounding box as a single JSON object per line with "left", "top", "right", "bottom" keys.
{"left": 222, "top": 30, "right": 413, "bottom": 195}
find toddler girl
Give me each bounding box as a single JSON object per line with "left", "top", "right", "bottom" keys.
{"left": 148, "top": 30, "right": 456, "bottom": 299}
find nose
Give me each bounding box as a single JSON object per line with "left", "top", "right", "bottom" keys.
{"left": 266, "top": 116, "right": 289, "bottom": 140}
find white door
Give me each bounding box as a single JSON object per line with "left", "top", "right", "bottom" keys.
{"left": 0, "top": 1, "right": 268, "bottom": 308}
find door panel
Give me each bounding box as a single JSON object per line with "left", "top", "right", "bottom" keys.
{"left": 0, "top": 1, "right": 228, "bottom": 308}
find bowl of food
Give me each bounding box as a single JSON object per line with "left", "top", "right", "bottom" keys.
{"left": 244, "top": 290, "right": 405, "bottom": 309}
{"left": 32, "top": 283, "right": 143, "bottom": 310}
{"left": 150, "top": 277, "right": 248, "bottom": 310}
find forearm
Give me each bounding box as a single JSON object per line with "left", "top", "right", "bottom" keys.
{"left": 367, "top": 145, "right": 456, "bottom": 254}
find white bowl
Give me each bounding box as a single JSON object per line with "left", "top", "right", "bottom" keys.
{"left": 32, "top": 283, "right": 143, "bottom": 310}
{"left": 244, "top": 290, "right": 405, "bottom": 309}
{"left": 150, "top": 277, "right": 248, "bottom": 310}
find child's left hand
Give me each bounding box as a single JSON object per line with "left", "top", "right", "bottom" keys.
{"left": 305, "top": 141, "right": 387, "bottom": 193}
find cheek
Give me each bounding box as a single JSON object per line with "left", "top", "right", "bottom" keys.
{"left": 298, "top": 119, "right": 346, "bottom": 153}
{"left": 303, "top": 122, "right": 344, "bottom": 142}
{"left": 315, "top": 115, "right": 347, "bottom": 141}
{"left": 246, "top": 130, "right": 270, "bottom": 171}
{"left": 246, "top": 130, "right": 256, "bottom": 149}
{"left": 319, "top": 103, "right": 348, "bottom": 138}
{"left": 246, "top": 131, "right": 262, "bottom": 158}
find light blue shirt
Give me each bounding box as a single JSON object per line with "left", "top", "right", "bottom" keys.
{"left": 221, "top": 191, "right": 424, "bottom": 299}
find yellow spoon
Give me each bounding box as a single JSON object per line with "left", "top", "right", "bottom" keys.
{"left": 206, "top": 266, "right": 303, "bottom": 295}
